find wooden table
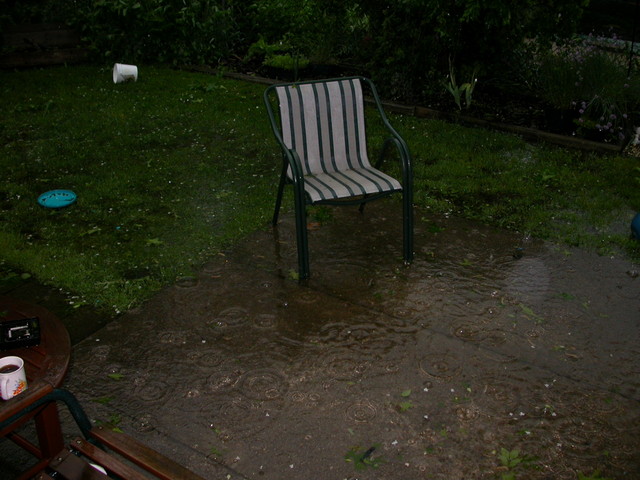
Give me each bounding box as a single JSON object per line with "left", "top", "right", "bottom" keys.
{"left": 0, "top": 296, "right": 71, "bottom": 479}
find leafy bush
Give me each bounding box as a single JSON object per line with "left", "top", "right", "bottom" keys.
{"left": 67, "top": 0, "right": 244, "bottom": 65}
{"left": 0, "top": 0, "right": 77, "bottom": 25}
{"left": 244, "top": 0, "right": 358, "bottom": 67}
{"left": 264, "top": 54, "right": 309, "bottom": 72}
{"left": 351, "top": 0, "right": 590, "bottom": 103}
{"left": 2, "top": 0, "right": 597, "bottom": 113}
{"left": 244, "top": 35, "right": 309, "bottom": 79}
{"left": 246, "top": 0, "right": 314, "bottom": 46}
{"left": 536, "top": 34, "right": 640, "bottom": 143}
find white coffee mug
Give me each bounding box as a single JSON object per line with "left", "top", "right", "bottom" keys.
{"left": 0, "top": 356, "right": 28, "bottom": 400}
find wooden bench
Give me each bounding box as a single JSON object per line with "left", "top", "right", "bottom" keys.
{"left": 1, "top": 386, "right": 206, "bottom": 480}
{"left": 33, "top": 425, "right": 206, "bottom": 480}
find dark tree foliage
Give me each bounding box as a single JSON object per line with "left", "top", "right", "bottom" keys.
{"left": 352, "top": 0, "right": 591, "bottom": 101}
{"left": 1, "top": 0, "right": 591, "bottom": 104}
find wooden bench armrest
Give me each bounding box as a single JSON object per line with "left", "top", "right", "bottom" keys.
{"left": 88, "top": 425, "right": 206, "bottom": 480}
{"left": 69, "top": 437, "right": 151, "bottom": 480}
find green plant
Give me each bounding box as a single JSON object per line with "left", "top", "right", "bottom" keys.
{"left": 536, "top": 34, "right": 640, "bottom": 143}
{"left": 344, "top": 444, "right": 385, "bottom": 471}
{"left": 397, "top": 388, "right": 415, "bottom": 411}
{"left": 245, "top": 0, "right": 351, "bottom": 71}
{"left": 92, "top": 396, "right": 114, "bottom": 405}
{"left": 96, "top": 414, "right": 123, "bottom": 432}
{"left": 496, "top": 448, "right": 538, "bottom": 479}
{"left": 247, "top": 0, "right": 314, "bottom": 45}
{"left": 263, "top": 53, "right": 309, "bottom": 72}
{"left": 67, "top": 0, "right": 243, "bottom": 64}
{"left": 445, "top": 59, "right": 478, "bottom": 110}
{"left": 307, "top": 206, "right": 333, "bottom": 224}
{"left": 209, "top": 446, "right": 224, "bottom": 457}
{"left": 352, "top": 0, "right": 589, "bottom": 103}
{"left": 245, "top": 35, "right": 309, "bottom": 79}
{"left": 245, "top": 35, "right": 287, "bottom": 62}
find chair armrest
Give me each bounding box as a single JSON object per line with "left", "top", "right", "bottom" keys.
{"left": 361, "top": 77, "right": 412, "bottom": 182}
{"left": 378, "top": 136, "right": 412, "bottom": 186}
{"left": 284, "top": 149, "right": 305, "bottom": 182}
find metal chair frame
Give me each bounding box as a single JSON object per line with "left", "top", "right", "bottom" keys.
{"left": 264, "top": 76, "right": 413, "bottom": 279}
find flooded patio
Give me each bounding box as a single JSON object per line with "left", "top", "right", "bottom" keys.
{"left": 3, "top": 199, "right": 639, "bottom": 479}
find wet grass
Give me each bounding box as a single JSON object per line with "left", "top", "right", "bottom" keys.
{"left": 1, "top": 66, "right": 278, "bottom": 312}
{"left": 392, "top": 116, "right": 640, "bottom": 257}
{"left": 1, "top": 66, "right": 639, "bottom": 313}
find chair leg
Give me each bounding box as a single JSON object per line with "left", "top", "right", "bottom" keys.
{"left": 273, "top": 165, "right": 288, "bottom": 225}
{"left": 403, "top": 188, "right": 414, "bottom": 264}
{"left": 358, "top": 194, "right": 370, "bottom": 214}
{"left": 293, "top": 186, "right": 310, "bottom": 280}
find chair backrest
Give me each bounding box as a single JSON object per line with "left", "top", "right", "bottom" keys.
{"left": 274, "top": 77, "right": 372, "bottom": 176}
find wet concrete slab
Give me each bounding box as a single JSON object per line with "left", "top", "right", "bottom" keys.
{"left": 3, "top": 199, "right": 640, "bottom": 479}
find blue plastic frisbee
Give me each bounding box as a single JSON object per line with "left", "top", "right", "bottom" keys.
{"left": 37, "top": 189, "right": 77, "bottom": 209}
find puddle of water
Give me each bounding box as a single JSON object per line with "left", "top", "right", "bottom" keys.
{"left": 52, "top": 201, "right": 640, "bottom": 479}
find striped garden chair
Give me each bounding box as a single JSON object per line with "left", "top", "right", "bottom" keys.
{"left": 264, "top": 77, "right": 413, "bottom": 279}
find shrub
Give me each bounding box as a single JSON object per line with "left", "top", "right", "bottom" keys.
{"left": 351, "top": 0, "right": 590, "bottom": 104}
{"left": 243, "top": 0, "right": 359, "bottom": 68}
{"left": 67, "top": 0, "right": 244, "bottom": 65}
{"left": 536, "top": 34, "right": 640, "bottom": 143}
{"left": 0, "top": 0, "right": 78, "bottom": 25}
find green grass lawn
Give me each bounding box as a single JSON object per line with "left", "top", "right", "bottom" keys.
{"left": 1, "top": 66, "right": 638, "bottom": 313}
{"left": 1, "top": 66, "right": 279, "bottom": 312}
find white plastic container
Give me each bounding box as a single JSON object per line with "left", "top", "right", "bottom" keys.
{"left": 113, "top": 63, "right": 138, "bottom": 83}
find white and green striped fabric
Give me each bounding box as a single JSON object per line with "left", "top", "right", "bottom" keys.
{"left": 276, "top": 78, "right": 402, "bottom": 203}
